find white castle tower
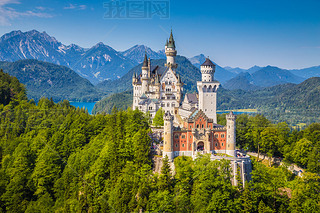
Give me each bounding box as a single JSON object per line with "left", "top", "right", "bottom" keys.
{"left": 197, "top": 58, "right": 220, "bottom": 123}
{"left": 163, "top": 112, "right": 174, "bottom": 161}
{"left": 141, "top": 53, "right": 150, "bottom": 94}
{"left": 226, "top": 111, "right": 237, "bottom": 157}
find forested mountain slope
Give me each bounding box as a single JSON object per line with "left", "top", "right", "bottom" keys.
{"left": 0, "top": 59, "right": 101, "bottom": 102}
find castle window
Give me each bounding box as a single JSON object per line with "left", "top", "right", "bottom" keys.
{"left": 182, "top": 134, "right": 186, "bottom": 139}
{"left": 201, "top": 124, "right": 204, "bottom": 128}
{"left": 190, "top": 125, "right": 192, "bottom": 129}
{"left": 174, "top": 134, "right": 179, "bottom": 139}
{"left": 149, "top": 106, "right": 152, "bottom": 110}
{"left": 182, "top": 144, "right": 185, "bottom": 147}
{"left": 222, "top": 143, "right": 224, "bottom": 146}
{"left": 171, "top": 103, "right": 175, "bottom": 107}
{"left": 167, "top": 103, "right": 170, "bottom": 107}
{"left": 175, "top": 144, "right": 178, "bottom": 147}
{"left": 214, "top": 134, "right": 218, "bottom": 138}
{"left": 221, "top": 134, "right": 225, "bottom": 138}
{"left": 197, "top": 124, "right": 199, "bottom": 128}
{"left": 215, "top": 143, "right": 218, "bottom": 147}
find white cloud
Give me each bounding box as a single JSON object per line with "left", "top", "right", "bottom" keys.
{"left": 0, "top": 0, "right": 53, "bottom": 26}
{"left": 63, "top": 3, "right": 87, "bottom": 10}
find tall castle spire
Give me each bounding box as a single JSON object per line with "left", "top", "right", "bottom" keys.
{"left": 165, "top": 29, "right": 177, "bottom": 69}
{"left": 142, "top": 52, "right": 148, "bottom": 67}
{"left": 141, "top": 52, "right": 149, "bottom": 93}
{"left": 167, "top": 29, "right": 175, "bottom": 48}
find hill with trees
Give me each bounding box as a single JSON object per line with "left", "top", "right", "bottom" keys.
{"left": 0, "top": 59, "right": 101, "bottom": 102}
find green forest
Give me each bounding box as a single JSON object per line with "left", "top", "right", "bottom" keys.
{"left": 0, "top": 71, "right": 319, "bottom": 212}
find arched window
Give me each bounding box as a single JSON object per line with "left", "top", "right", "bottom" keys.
{"left": 174, "top": 134, "right": 179, "bottom": 139}
{"left": 203, "top": 85, "right": 207, "bottom": 92}
{"left": 221, "top": 134, "right": 225, "bottom": 138}
{"left": 182, "top": 134, "right": 186, "bottom": 139}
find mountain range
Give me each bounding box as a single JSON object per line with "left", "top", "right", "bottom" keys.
{"left": 121, "top": 45, "right": 166, "bottom": 64}
{"left": 0, "top": 30, "right": 166, "bottom": 84}
{"left": 224, "top": 66, "right": 305, "bottom": 90}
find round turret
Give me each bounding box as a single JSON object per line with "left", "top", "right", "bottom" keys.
{"left": 226, "top": 111, "right": 237, "bottom": 157}
{"left": 200, "top": 58, "right": 216, "bottom": 82}
{"left": 163, "top": 112, "right": 174, "bottom": 161}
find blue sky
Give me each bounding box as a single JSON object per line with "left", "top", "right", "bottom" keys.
{"left": 0, "top": 0, "right": 319, "bottom": 69}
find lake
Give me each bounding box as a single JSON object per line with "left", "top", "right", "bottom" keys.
{"left": 68, "top": 103, "right": 256, "bottom": 116}
{"left": 217, "top": 110, "right": 257, "bottom": 115}
{"left": 69, "top": 102, "right": 96, "bottom": 115}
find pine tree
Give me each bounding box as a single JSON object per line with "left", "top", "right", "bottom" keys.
{"left": 153, "top": 108, "right": 164, "bottom": 127}
{"left": 158, "top": 155, "right": 173, "bottom": 192}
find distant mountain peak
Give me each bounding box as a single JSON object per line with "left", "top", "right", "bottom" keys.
{"left": 121, "top": 44, "right": 166, "bottom": 63}
{"left": 93, "top": 42, "right": 106, "bottom": 47}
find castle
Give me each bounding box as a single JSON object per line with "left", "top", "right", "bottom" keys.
{"left": 132, "top": 31, "right": 251, "bottom": 185}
